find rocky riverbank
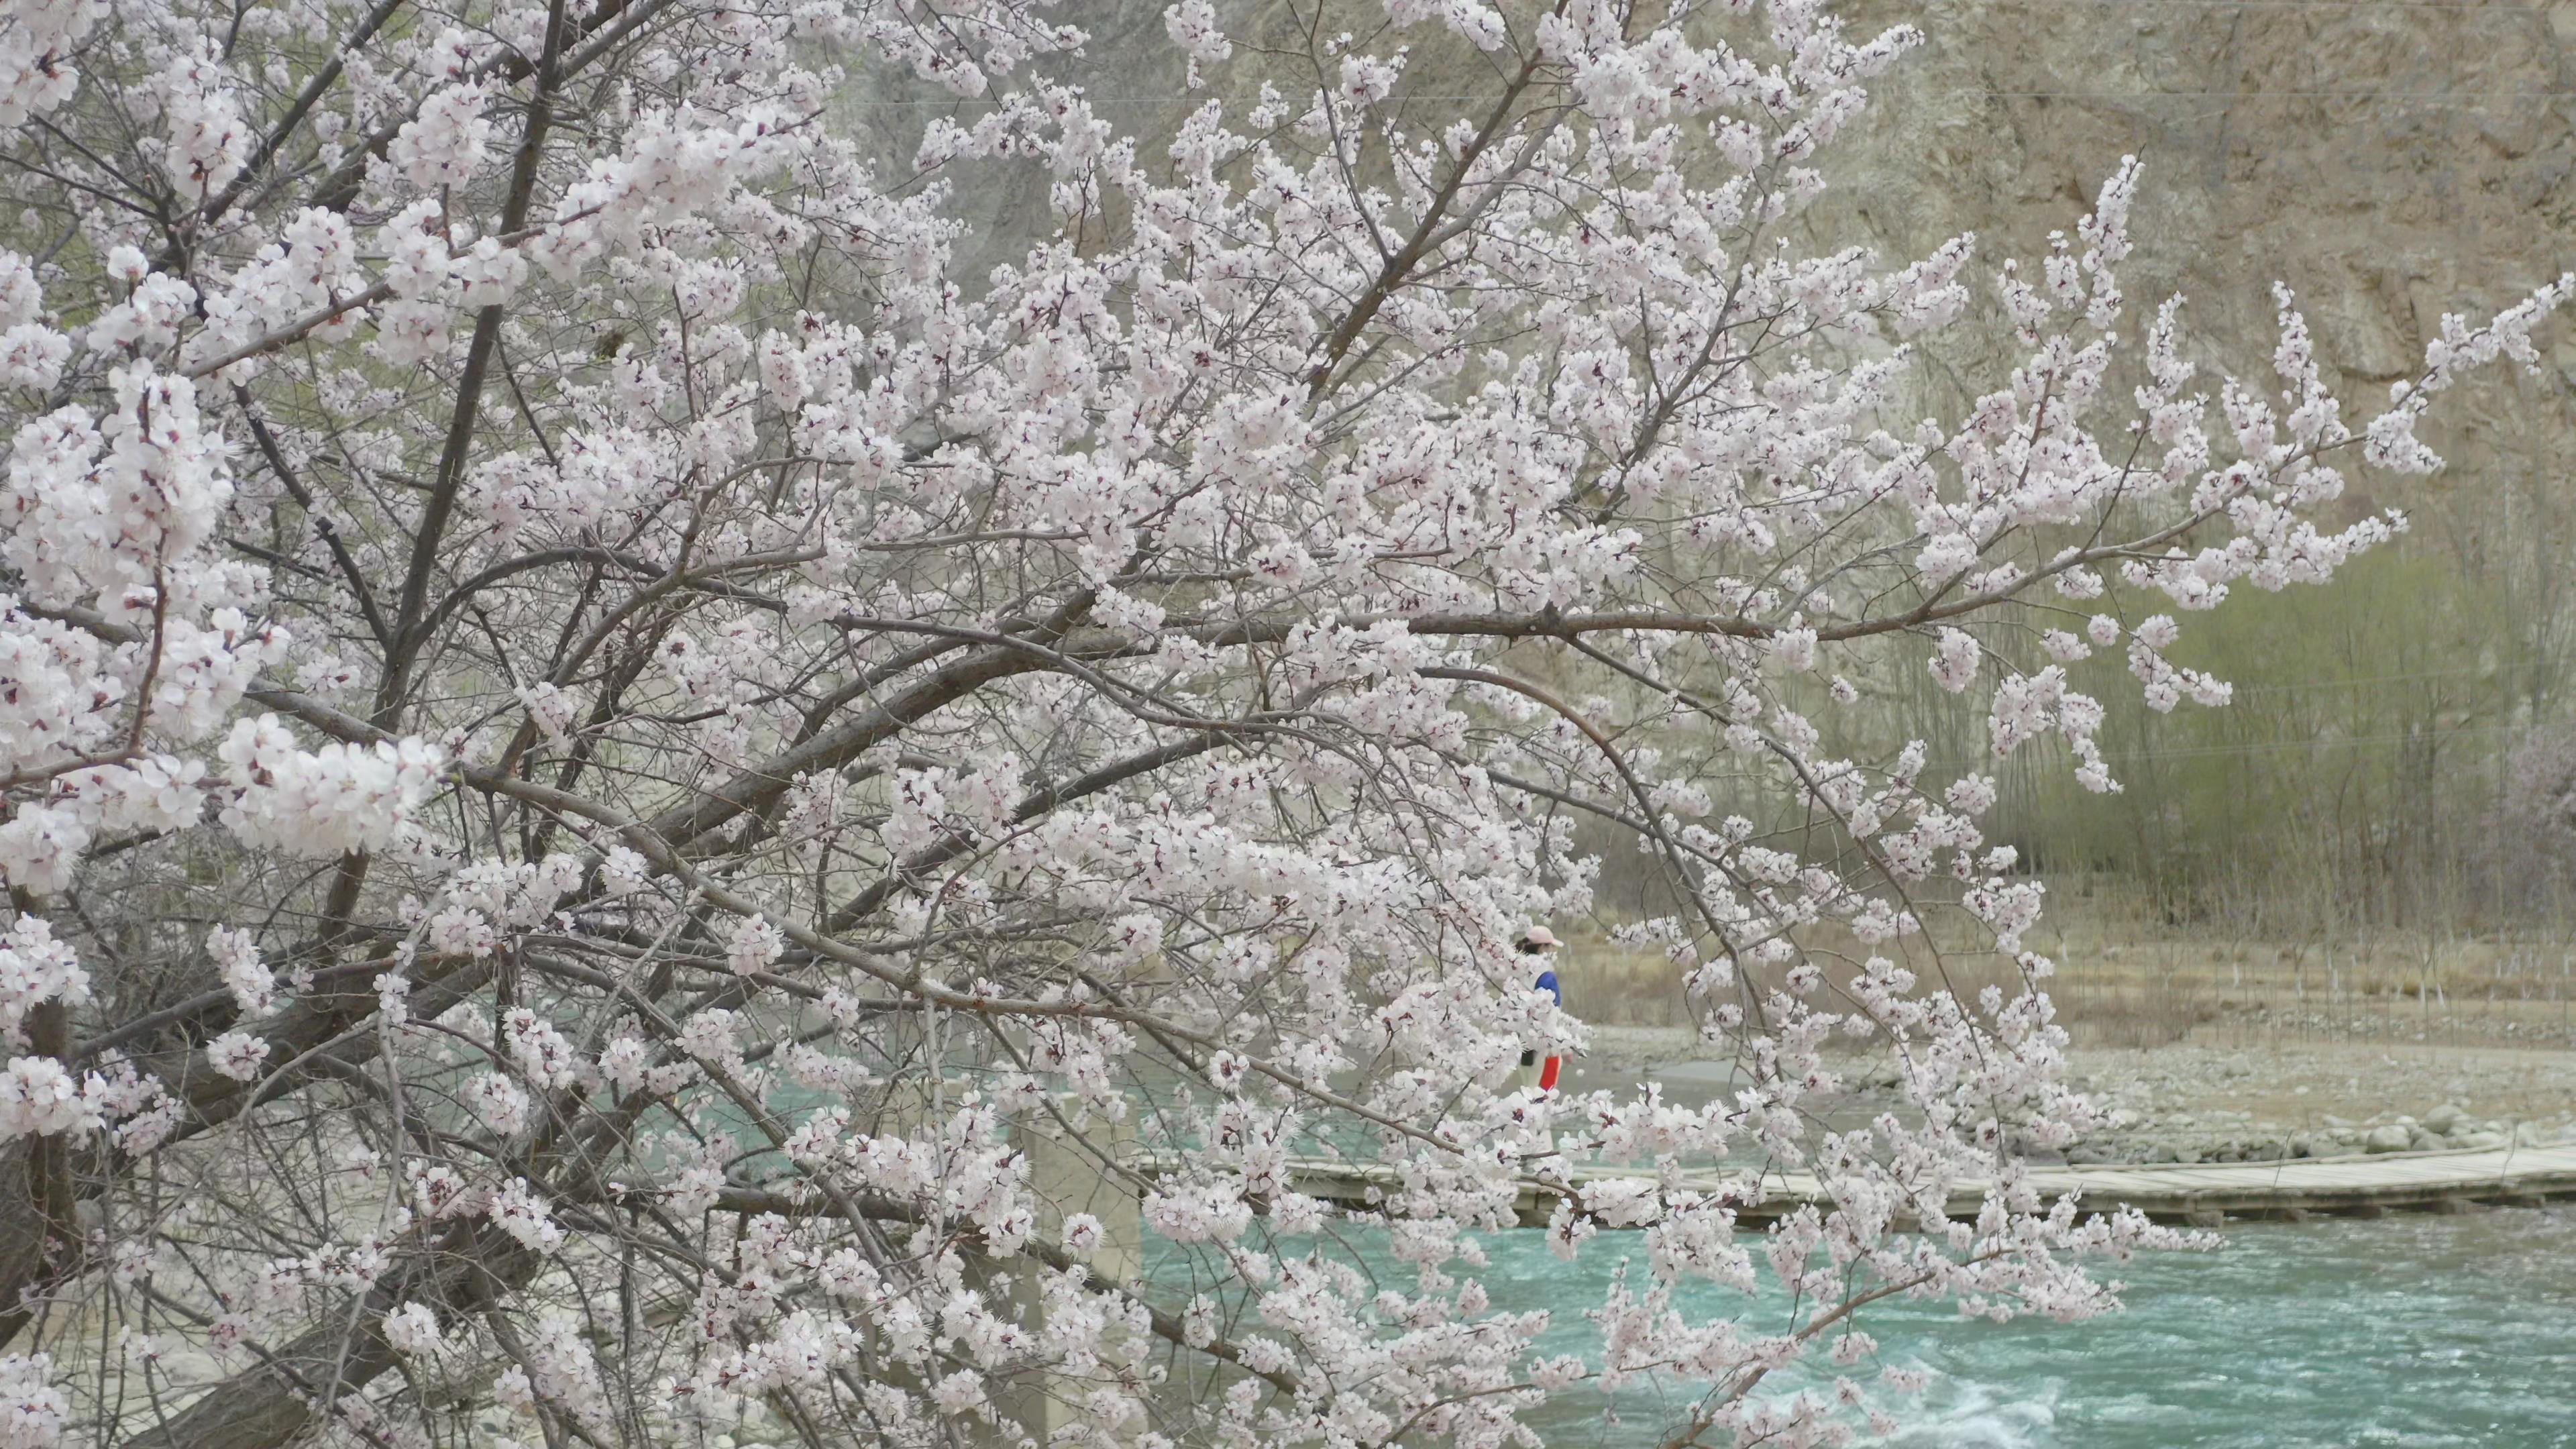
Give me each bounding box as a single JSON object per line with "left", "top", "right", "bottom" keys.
{"left": 2051, "top": 1039, "right": 2576, "bottom": 1165}
{"left": 1577, "top": 1028, "right": 2576, "bottom": 1167}
{"left": 2053, "top": 1102, "right": 2576, "bottom": 1167}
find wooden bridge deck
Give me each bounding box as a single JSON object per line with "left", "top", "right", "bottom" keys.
{"left": 1161, "top": 1144, "right": 2576, "bottom": 1228}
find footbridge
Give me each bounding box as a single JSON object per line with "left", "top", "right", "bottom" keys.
{"left": 1141, "top": 1143, "right": 2576, "bottom": 1228}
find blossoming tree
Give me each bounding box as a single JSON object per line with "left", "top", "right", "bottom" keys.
{"left": 0, "top": 0, "right": 2561, "bottom": 1442}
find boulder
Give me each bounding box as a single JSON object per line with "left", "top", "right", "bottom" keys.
{"left": 2422, "top": 1104, "right": 2467, "bottom": 1135}
{"left": 2363, "top": 1124, "right": 2414, "bottom": 1153}
{"left": 158, "top": 1349, "right": 219, "bottom": 1387}
{"left": 2455, "top": 1131, "right": 2509, "bottom": 1151}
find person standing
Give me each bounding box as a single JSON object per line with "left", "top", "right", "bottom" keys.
{"left": 1514, "top": 927, "right": 1564, "bottom": 1094}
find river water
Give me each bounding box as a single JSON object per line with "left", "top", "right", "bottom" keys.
{"left": 1421, "top": 1205, "right": 2576, "bottom": 1447}
{"left": 773, "top": 1065, "right": 2575, "bottom": 1441}
{"left": 1142, "top": 1208, "right": 2576, "bottom": 1444}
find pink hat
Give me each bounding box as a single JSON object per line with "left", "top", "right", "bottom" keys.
{"left": 1517, "top": 926, "right": 1560, "bottom": 949}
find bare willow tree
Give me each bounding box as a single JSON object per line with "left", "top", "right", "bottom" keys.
{"left": 0, "top": 0, "right": 2561, "bottom": 1444}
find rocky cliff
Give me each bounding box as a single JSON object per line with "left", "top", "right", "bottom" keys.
{"left": 851, "top": 0, "right": 2575, "bottom": 549}
{"left": 1822, "top": 0, "right": 2573, "bottom": 529}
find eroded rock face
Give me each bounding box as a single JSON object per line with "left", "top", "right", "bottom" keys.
{"left": 1798, "top": 0, "right": 2574, "bottom": 501}
{"left": 845, "top": 0, "right": 2571, "bottom": 506}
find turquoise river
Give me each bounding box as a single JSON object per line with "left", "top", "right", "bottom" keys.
{"left": 1154, "top": 1205, "right": 2576, "bottom": 1447}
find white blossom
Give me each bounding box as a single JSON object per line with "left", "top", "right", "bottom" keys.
{"left": 0, "top": 1057, "right": 97, "bottom": 1140}
{"left": 0, "top": 2, "right": 2544, "bottom": 1442}
{"left": 204, "top": 1031, "right": 269, "bottom": 1081}
{"left": 0, "top": 1352, "right": 68, "bottom": 1449}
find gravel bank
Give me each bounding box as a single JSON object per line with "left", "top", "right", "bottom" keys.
{"left": 1574, "top": 1028, "right": 2576, "bottom": 1165}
